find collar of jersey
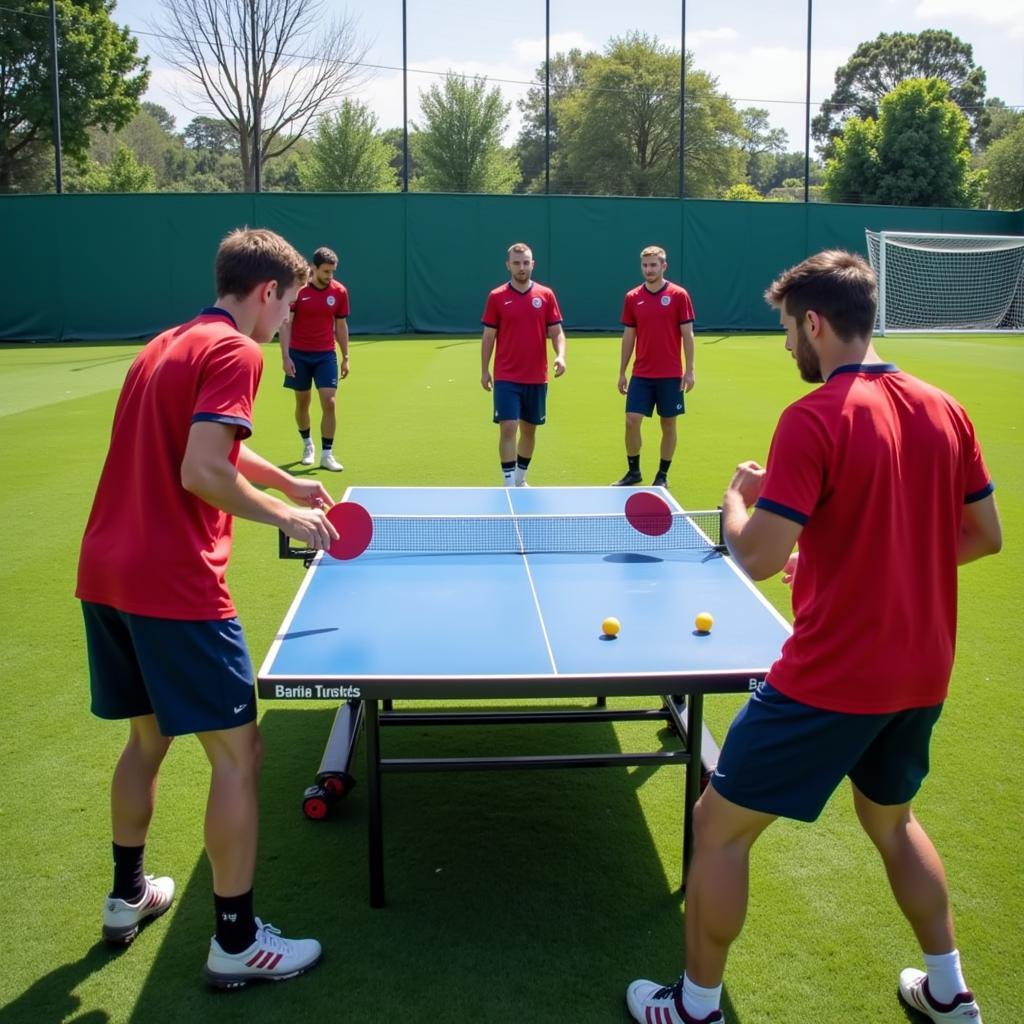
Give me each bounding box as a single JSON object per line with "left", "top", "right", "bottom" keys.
{"left": 200, "top": 306, "right": 238, "bottom": 327}
{"left": 642, "top": 281, "right": 669, "bottom": 295}
{"left": 507, "top": 281, "right": 535, "bottom": 295}
{"left": 828, "top": 362, "right": 898, "bottom": 379}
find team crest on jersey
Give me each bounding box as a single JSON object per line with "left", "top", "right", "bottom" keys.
{"left": 660, "top": 294, "right": 671, "bottom": 306}
{"left": 531, "top": 296, "right": 543, "bottom": 308}
{"left": 327, "top": 295, "right": 336, "bottom": 307}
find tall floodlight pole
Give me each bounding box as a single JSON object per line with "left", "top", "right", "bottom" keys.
{"left": 544, "top": 0, "right": 550, "bottom": 193}
{"left": 251, "top": 0, "right": 261, "bottom": 192}
{"left": 49, "top": 0, "right": 63, "bottom": 193}
{"left": 402, "top": 0, "right": 409, "bottom": 192}
{"left": 804, "top": 0, "right": 812, "bottom": 203}
{"left": 679, "top": 0, "right": 686, "bottom": 198}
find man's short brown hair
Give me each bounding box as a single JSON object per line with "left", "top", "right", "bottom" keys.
{"left": 215, "top": 228, "right": 309, "bottom": 300}
{"left": 764, "top": 249, "right": 877, "bottom": 342}
{"left": 313, "top": 246, "right": 338, "bottom": 267}
{"left": 507, "top": 242, "right": 533, "bottom": 258}
{"left": 641, "top": 245, "right": 667, "bottom": 261}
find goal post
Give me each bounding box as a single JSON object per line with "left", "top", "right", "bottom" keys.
{"left": 865, "top": 230, "right": 1024, "bottom": 334}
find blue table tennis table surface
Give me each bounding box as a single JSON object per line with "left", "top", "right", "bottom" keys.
{"left": 259, "top": 487, "right": 790, "bottom": 700}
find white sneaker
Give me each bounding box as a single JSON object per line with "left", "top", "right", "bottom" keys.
{"left": 300, "top": 439, "right": 315, "bottom": 466}
{"left": 898, "top": 969, "right": 982, "bottom": 1021}
{"left": 205, "top": 918, "right": 322, "bottom": 989}
{"left": 515, "top": 480, "right": 530, "bottom": 488}
{"left": 102, "top": 874, "right": 176, "bottom": 944}
{"left": 320, "top": 451, "right": 343, "bottom": 472}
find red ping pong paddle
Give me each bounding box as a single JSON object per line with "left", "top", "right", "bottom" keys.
{"left": 325, "top": 501, "right": 373, "bottom": 560}
{"left": 624, "top": 491, "right": 673, "bottom": 537}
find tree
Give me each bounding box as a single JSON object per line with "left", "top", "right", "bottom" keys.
{"left": 812, "top": 31, "right": 987, "bottom": 157}
{"left": 298, "top": 100, "right": 398, "bottom": 192}
{"left": 152, "top": 0, "right": 369, "bottom": 191}
{"left": 515, "top": 48, "right": 595, "bottom": 192}
{"left": 749, "top": 150, "right": 823, "bottom": 195}
{"left": 0, "top": 0, "right": 148, "bottom": 191}
{"left": 142, "top": 102, "right": 176, "bottom": 134}
{"left": 982, "top": 121, "right": 1024, "bottom": 210}
{"left": 91, "top": 106, "right": 185, "bottom": 188}
{"left": 413, "top": 74, "right": 519, "bottom": 193}
{"left": 824, "top": 78, "right": 984, "bottom": 207}
{"left": 975, "top": 98, "right": 1024, "bottom": 151}
{"left": 65, "top": 143, "right": 155, "bottom": 192}
{"left": 555, "top": 34, "right": 745, "bottom": 198}
{"left": 183, "top": 117, "right": 238, "bottom": 154}
{"left": 379, "top": 126, "right": 420, "bottom": 185}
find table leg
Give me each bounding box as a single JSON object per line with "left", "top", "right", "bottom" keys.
{"left": 365, "top": 699, "right": 385, "bottom": 907}
{"left": 682, "top": 691, "right": 704, "bottom": 894}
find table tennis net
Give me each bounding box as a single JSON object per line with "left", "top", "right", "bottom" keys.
{"left": 362, "top": 509, "right": 724, "bottom": 554}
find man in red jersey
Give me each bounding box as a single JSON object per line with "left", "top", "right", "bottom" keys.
{"left": 613, "top": 245, "right": 695, "bottom": 488}
{"left": 481, "top": 242, "right": 566, "bottom": 486}
{"left": 280, "top": 245, "right": 350, "bottom": 472}
{"left": 627, "top": 251, "right": 1002, "bottom": 1024}
{"left": 78, "top": 228, "right": 338, "bottom": 989}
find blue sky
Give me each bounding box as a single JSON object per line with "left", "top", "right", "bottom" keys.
{"left": 114, "top": 0, "right": 1023, "bottom": 152}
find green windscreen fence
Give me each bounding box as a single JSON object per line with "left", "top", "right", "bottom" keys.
{"left": 1, "top": 193, "right": 1020, "bottom": 340}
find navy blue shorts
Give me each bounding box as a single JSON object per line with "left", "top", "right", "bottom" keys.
{"left": 710, "top": 682, "right": 943, "bottom": 821}
{"left": 493, "top": 380, "right": 547, "bottom": 425}
{"left": 285, "top": 349, "right": 338, "bottom": 391}
{"left": 82, "top": 601, "right": 257, "bottom": 737}
{"left": 625, "top": 376, "right": 685, "bottom": 418}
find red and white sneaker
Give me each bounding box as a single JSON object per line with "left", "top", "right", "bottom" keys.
{"left": 102, "top": 875, "right": 176, "bottom": 944}
{"left": 626, "top": 978, "right": 725, "bottom": 1024}
{"left": 205, "top": 918, "right": 322, "bottom": 990}
{"left": 899, "top": 969, "right": 983, "bottom": 1021}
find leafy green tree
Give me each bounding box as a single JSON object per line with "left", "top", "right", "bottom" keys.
{"left": 515, "top": 48, "right": 596, "bottom": 192}
{"left": 65, "top": 143, "right": 154, "bottom": 191}
{"left": 981, "top": 121, "right": 1024, "bottom": 209}
{"left": 90, "top": 106, "right": 184, "bottom": 188}
{"left": 975, "top": 98, "right": 1024, "bottom": 151}
{"left": 413, "top": 74, "right": 519, "bottom": 193}
{"left": 379, "top": 126, "right": 420, "bottom": 185}
{"left": 739, "top": 108, "right": 787, "bottom": 184}
{"left": 555, "top": 34, "right": 744, "bottom": 197}
{"left": 183, "top": 117, "right": 238, "bottom": 154}
{"left": 0, "top": 0, "right": 148, "bottom": 191}
{"left": 748, "top": 150, "right": 823, "bottom": 195}
{"left": 824, "top": 78, "right": 984, "bottom": 207}
{"left": 299, "top": 101, "right": 398, "bottom": 192}
{"left": 142, "top": 102, "right": 175, "bottom": 135}
{"left": 813, "top": 31, "right": 987, "bottom": 157}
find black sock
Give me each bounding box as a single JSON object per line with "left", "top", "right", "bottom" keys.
{"left": 659, "top": 458, "right": 672, "bottom": 475}
{"left": 501, "top": 460, "right": 516, "bottom": 473}
{"left": 214, "top": 889, "right": 258, "bottom": 953}
{"left": 516, "top": 455, "right": 532, "bottom": 470}
{"left": 628, "top": 455, "right": 640, "bottom": 473}
{"left": 299, "top": 428, "right": 311, "bottom": 440}
{"left": 111, "top": 842, "right": 145, "bottom": 902}
{"left": 322, "top": 437, "right": 333, "bottom": 451}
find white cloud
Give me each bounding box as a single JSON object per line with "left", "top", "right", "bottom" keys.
{"left": 687, "top": 28, "right": 740, "bottom": 45}
{"left": 914, "top": 0, "right": 1024, "bottom": 35}
{"left": 514, "top": 31, "right": 597, "bottom": 64}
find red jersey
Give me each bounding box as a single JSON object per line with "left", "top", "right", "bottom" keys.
{"left": 76, "top": 309, "right": 263, "bottom": 620}
{"left": 756, "top": 364, "right": 993, "bottom": 714}
{"left": 289, "top": 279, "right": 349, "bottom": 352}
{"left": 621, "top": 281, "right": 695, "bottom": 378}
{"left": 482, "top": 282, "right": 563, "bottom": 384}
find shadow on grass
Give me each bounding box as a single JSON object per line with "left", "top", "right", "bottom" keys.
{"left": 120, "top": 703, "right": 742, "bottom": 1024}
{"left": 0, "top": 942, "right": 113, "bottom": 1024}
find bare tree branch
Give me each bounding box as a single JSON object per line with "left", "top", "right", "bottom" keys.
{"left": 151, "top": 0, "right": 370, "bottom": 190}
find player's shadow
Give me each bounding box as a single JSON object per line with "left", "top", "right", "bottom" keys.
{"left": 125, "top": 703, "right": 740, "bottom": 1024}
{"left": 0, "top": 943, "right": 112, "bottom": 1024}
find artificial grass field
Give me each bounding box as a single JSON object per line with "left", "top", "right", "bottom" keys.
{"left": 0, "top": 332, "right": 1020, "bottom": 1024}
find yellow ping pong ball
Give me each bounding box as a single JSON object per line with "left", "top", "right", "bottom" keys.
{"left": 602, "top": 617, "right": 621, "bottom": 637}
{"left": 695, "top": 611, "right": 714, "bottom": 633}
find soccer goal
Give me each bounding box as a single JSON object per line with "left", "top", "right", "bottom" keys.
{"left": 865, "top": 230, "right": 1024, "bottom": 334}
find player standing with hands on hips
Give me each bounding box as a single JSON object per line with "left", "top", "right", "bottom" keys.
{"left": 280, "top": 245, "right": 350, "bottom": 472}
{"left": 613, "top": 245, "right": 695, "bottom": 488}
{"left": 627, "top": 250, "right": 1001, "bottom": 1024}
{"left": 481, "top": 242, "right": 566, "bottom": 487}
{"left": 78, "top": 228, "right": 337, "bottom": 989}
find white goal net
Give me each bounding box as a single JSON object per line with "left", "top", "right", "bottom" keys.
{"left": 865, "top": 230, "right": 1024, "bottom": 334}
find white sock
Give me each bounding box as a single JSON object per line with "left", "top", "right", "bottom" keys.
{"left": 514, "top": 467, "right": 527, "bottom": 485}
{"left": 502, "top": 470, "right": 515, "bottom": 486}
{"left": 682, "top": 973, "right": 722, "bottom": 1021}
{"left": 924, "top": 949, "right": 968, "bottom": 1004}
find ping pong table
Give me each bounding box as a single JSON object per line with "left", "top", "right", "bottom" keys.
{"left": 258, "top": 486, "right": 791, "bottom": 907}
